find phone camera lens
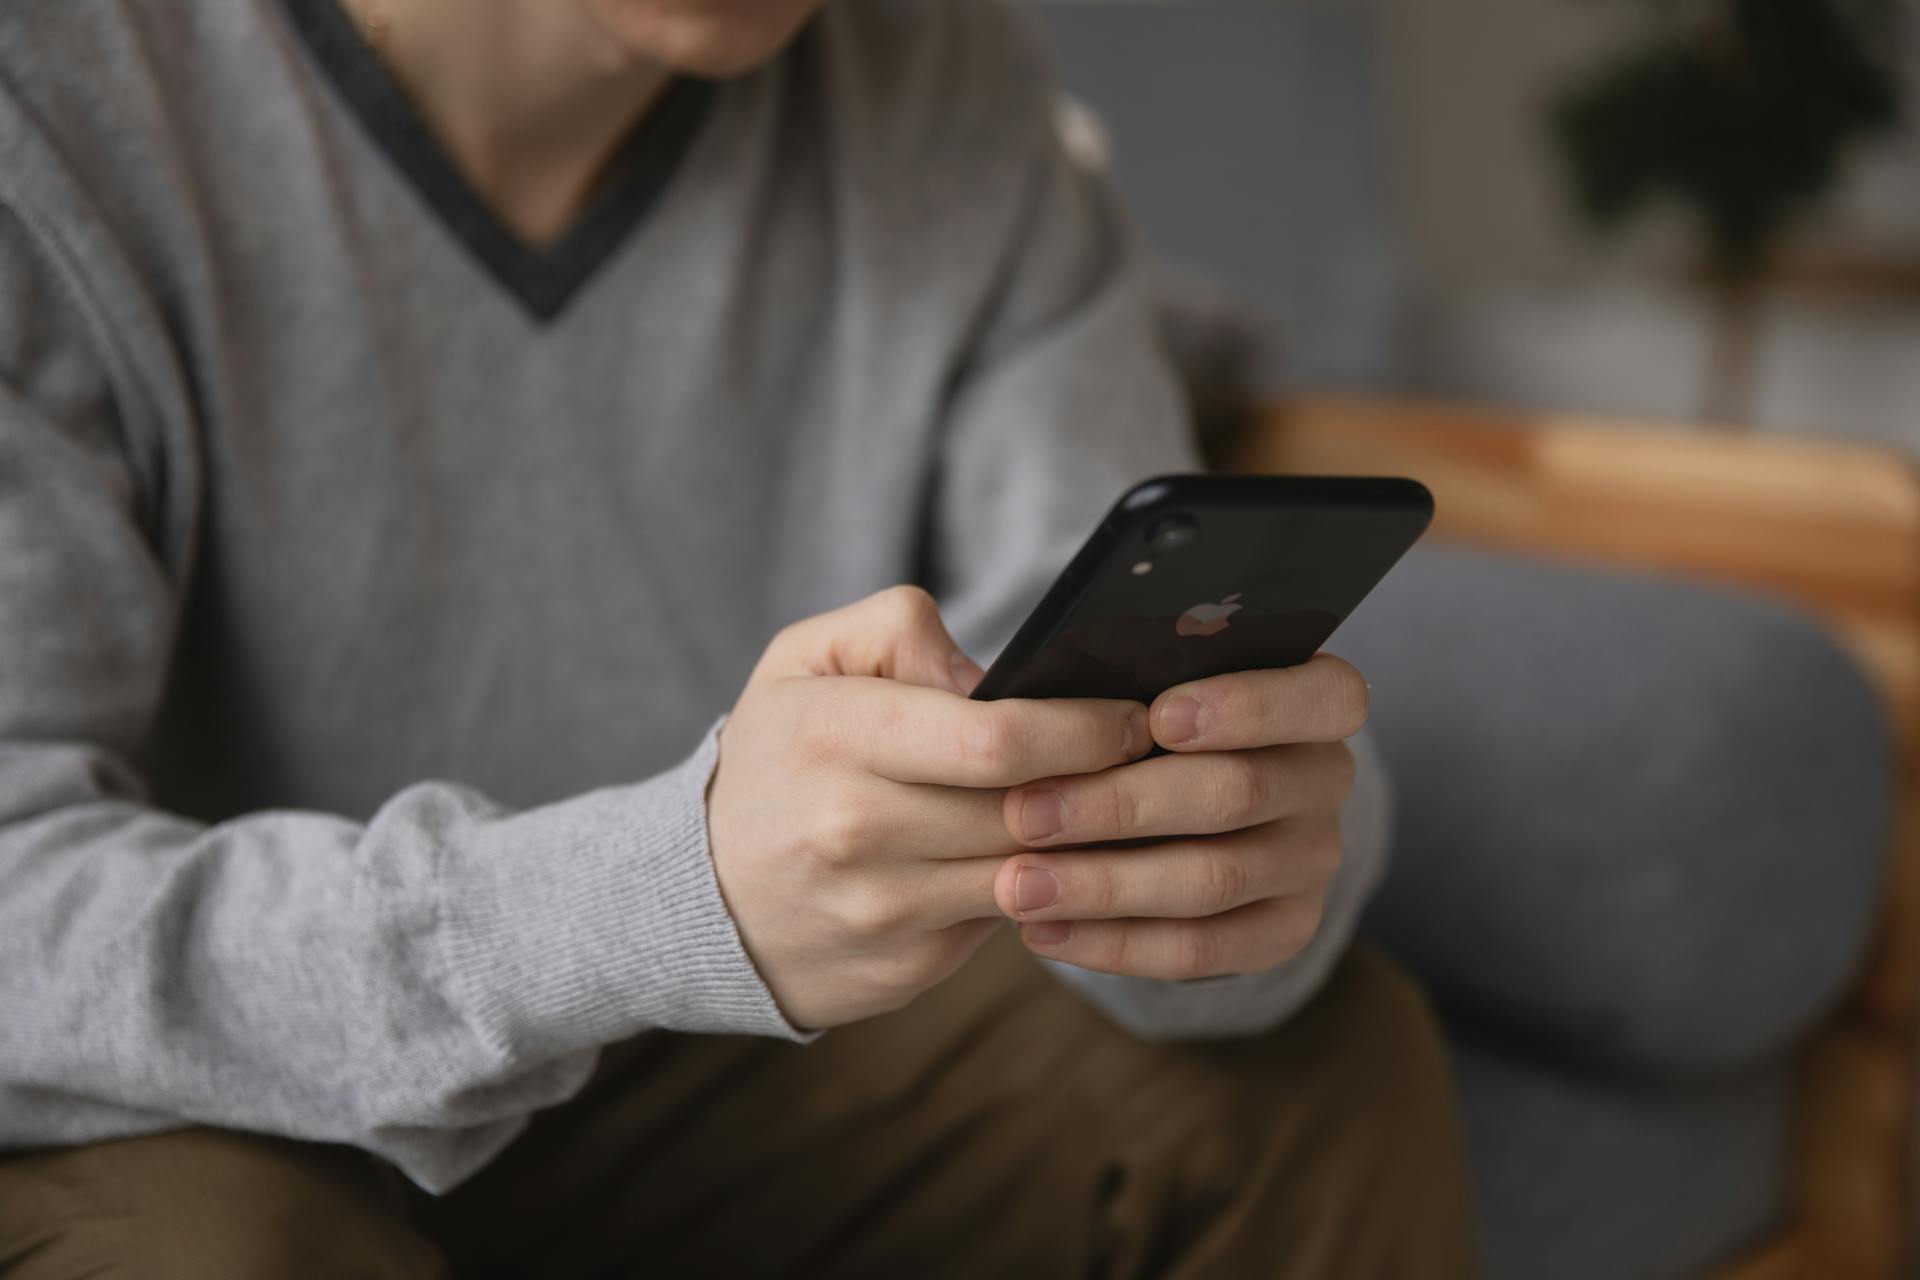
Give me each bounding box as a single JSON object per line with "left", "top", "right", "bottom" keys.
{"left": 1146, "top": 514, "right": 1198, "bottom": 553}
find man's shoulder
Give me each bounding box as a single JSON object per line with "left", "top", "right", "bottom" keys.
{"left": 0, "top": 0, "right": 184, "bottom": 107}
{"left": 0, "top": 0, "right": 274, "bottom": 191}
{"left": 0, "top": 0, "right": 120, "bottom": 58}
{"left": 0, "top": 0, "right": 301, "bottom": 268}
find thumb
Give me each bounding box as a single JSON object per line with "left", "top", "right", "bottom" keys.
{"left": 756, "top": 585, "right": 985, "bottom": 694}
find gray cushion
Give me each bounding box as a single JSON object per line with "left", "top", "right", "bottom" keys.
{"left": 1453, "top": 1030, "right": 1790, "bottom": 1280}
{"left": 1336, "top": 545, "right": 1894, "bottom": 1078}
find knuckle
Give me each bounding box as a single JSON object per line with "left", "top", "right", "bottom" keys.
{"left": 1194, "top": 850, "right": 1247, "bottom": 913}
{"left": 1080, "top": 862, "right": 1121, "bottom": 917}
{"left": 794, "top": 725, "right": 837, "bottom": 771}
{"left": 787, "top": 696, "right": 842, "bottom": 767}
{"left": 833, "top": 883, "right": 901, "bottom": 940}
{"left": 867, "top": 942, "right": 937, "bottom": 999}
{"left": 869, "top": 691, "right": 909, "bottom": 742}
{"left": 1242, "top": 677, "right": 1278, "bottom": 731}
{"left": 806, "top": 791, "right": 871, "bottom": 865}
{"left": 878, "top": 584, "right": 940, "bottom": 631}
{"left": 959, "top": 710, "right": 1018, "bottom": 779}
{"left": 1097, "top": 925, "right": 1134, "bottom": 975}
{"left": 1097, "top": 781, "right": 1141, "bottom": 836}
{"left": 1208, "top": 753, "right": 1268, "bottom": 825}
{"left": 766, "top": 619, "right": 810, "bottom": 664}
{"left": 1173, "top": 923, "right": 1219, "bottom": 979}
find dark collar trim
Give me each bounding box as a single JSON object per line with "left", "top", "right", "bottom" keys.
{"left": 279, "top": 0, "right": 717, "bottom": 322}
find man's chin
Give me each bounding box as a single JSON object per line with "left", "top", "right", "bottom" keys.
{"left": 661, "top": 37, "right": 801, "bottom": 80}
{"left": 583, "top": 0, "right": 824, "bottom": 79}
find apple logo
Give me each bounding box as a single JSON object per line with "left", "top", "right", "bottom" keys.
{"left": 1176, "top": 592, "right": 1243, "bottom": 637}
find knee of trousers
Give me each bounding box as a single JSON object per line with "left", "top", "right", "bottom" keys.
{"left": 0, "top": 1129, "right": 446, "bottom": 1280}
{"left": 1338, "top": 547, "right": 1897, "bottom": 1077}
{"left": 1184, "top": 948, "right": 1475, "bottom": 1274}
{"left": 1178, "top": 949, "right": 1465, "bottom": 1171}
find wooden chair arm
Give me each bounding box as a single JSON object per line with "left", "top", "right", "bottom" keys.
{"left": 1218, "top": 396, "right": 1920, "bottom": 749}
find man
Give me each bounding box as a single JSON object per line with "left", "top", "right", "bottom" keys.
{"left": 0, "top": 0, "right": 1474, "bottom": 1274}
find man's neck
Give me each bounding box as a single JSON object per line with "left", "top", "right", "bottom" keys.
{"left": 340, "top": 0, "right": 673, "bottom": 246}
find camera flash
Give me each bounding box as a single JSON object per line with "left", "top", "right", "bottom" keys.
{"left": 1132, "top": 560, "right": 1152, "bottom": 576}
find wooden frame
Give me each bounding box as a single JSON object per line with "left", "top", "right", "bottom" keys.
{"left": 1216, "top": 394, "right": 1920, "bottom": 1278}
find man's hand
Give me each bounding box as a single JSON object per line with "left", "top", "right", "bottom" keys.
{"left": 990, "top": 656, "right": 1368, "bottom": 982}
{"left": 707, "top": 586, "right": 1151, "bottom": 1031}
{"left": 708, "top": 585, "right": 1368, "bottom": 1030}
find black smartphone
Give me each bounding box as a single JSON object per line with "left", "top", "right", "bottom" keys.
{"left": 969, "top": 474, "right": 1432, "bottom": 705}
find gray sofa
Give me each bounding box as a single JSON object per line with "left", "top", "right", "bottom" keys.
{"left": 1338, "top": 546, "right": 1889, "bottom": 1277}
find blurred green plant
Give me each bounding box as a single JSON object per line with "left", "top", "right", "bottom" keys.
{"left": 1549, "top": 0, "right": 1906, "bottom": 420}
{"left": 1551, "top": 0, "right": 1904, "bottom": 273}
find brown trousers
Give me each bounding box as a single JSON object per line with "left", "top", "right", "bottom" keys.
{"left": 0, "top": 933, "right": 1475, "bottom": 1278}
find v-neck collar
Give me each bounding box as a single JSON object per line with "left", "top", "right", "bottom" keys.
{"left": 279, "top": 0, "right": 718, "bottom": 322}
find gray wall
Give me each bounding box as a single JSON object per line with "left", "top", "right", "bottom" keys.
{"left": 1024, "top": 1, "right": 1406, "bottom": 387}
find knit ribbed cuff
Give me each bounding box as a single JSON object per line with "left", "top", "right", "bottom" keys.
{"left": 439, "top": 717, "right": 815, "bottom": 1059}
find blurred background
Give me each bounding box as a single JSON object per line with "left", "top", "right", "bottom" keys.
{"left": 1016, "top": 3, "right": 1920, "bottom": 1278}
{"left": 1025, "top": 0, "right": 1920, "bottom": 450}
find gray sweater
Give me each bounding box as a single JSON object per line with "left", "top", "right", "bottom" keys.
{"left": 0, "top": 0, "right": 1388, "bottom": 1192}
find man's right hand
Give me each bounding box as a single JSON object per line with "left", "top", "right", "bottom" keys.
{"left": 707, "top": 586, "right": 1149, "bottom": 1031}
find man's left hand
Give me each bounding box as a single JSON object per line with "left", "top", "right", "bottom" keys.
{"left": 991, "top": 653, "right": 1368, "bottom": 980}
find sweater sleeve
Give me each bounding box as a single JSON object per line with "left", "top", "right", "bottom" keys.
{"left": 0, "top": 204, "right": 802, "bottom": 1194}
{"left": 926, "top": 33, "right": 1392, "bottom": 1039}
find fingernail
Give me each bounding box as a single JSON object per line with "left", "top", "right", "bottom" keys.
{"left": 1124, "top": 707, "right": 1149, "bottom": 756}
{"left": 1019, "top": 790, "right": 1065, "bottom": 841}
{"left": 1025, "top": 921, "right": 1073, "bottom": 946}
{"left": 1159, "top": 695, "right": 1203, "bottom": 744}
{"left": 949, "top": 649, "right": 985, "bottom": 695}
{"left": 1014, "top": 866, "right": 1059, "bottom": 914}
